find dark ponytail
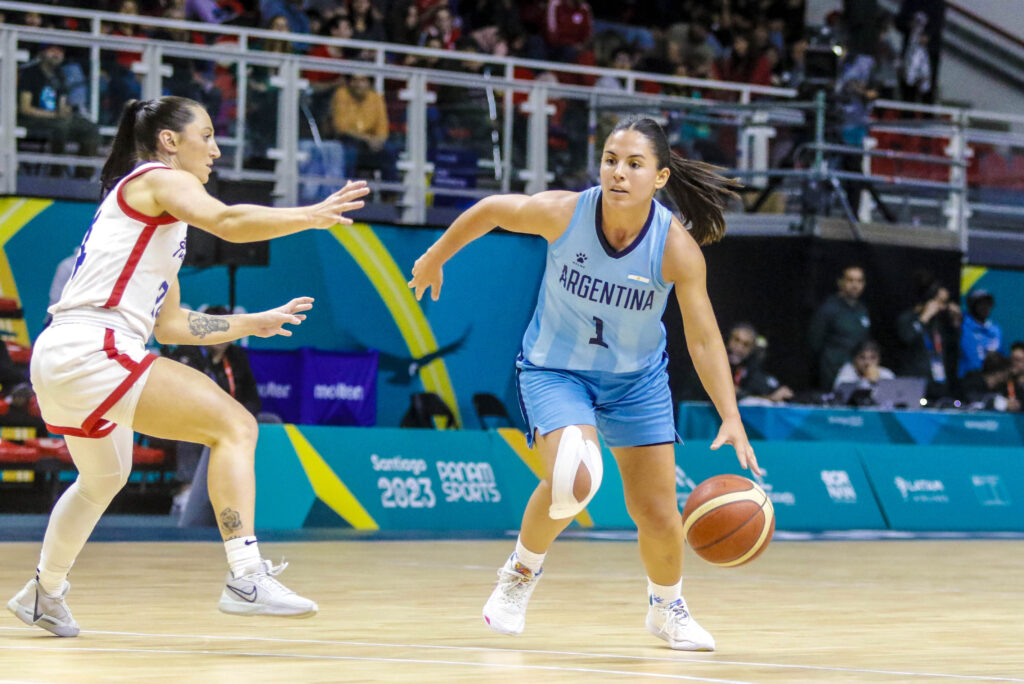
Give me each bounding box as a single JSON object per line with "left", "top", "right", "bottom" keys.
{"left": 99, "top": 96, "right": 203, "bottom": 198}
{"left": 609, "top": 116, "right": 742, "bottom": 245}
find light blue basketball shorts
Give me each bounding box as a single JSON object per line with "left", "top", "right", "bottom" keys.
{"left": 515, "top": 352, "right": 682, "bottom": 448}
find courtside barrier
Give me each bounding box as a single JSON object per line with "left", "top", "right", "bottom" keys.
{"left": 253, "top": 426, "right": 896, "bottom": 532}
{"left": 678, "top": 402, "right": 1024, "bottom": 446}
{"left": 857, "top": 444, "right": 1024, "bottom": 531}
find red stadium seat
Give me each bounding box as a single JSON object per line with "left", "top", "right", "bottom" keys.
{"left": 25, "top": 437, "right": 71, "bottom": 462}
{"left": 132, "top": 444, "right": 165, "bottom": 466}
{"left": 0, "top": 440, "right": 41, "bottom": 464}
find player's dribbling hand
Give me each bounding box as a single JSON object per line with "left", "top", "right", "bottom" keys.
{"left": 309, "top": 180, "right": 370, "bottom": 229}
{"left": 710, "top": 416, "right": 762, "bottom": 476}
{"left": 251, "top": 297, "right": 315, "bottom": 337}
{"left": 408, "top": 251, "right": 444, "bottom": 301}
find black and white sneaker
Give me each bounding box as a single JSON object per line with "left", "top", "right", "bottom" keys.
{"left": 7, "top": 578, "right": 80, "bottom": 637}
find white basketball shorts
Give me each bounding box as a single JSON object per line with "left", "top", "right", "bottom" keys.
{"left": 30, "top": 323, "right": 157, "bottom": 438}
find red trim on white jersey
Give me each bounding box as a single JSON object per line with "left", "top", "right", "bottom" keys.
{"left": 102, "top": 224, "right": 157, "bottom": 308}
{"left": 115, "top": 165, "right": 180, "bottom": 226}
{"left": 43, "top": 328, "right": 158, "bottom": 439}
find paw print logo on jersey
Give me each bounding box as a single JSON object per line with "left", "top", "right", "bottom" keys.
{"left": 575, "top": 252, "right": 587, "bottom": 267}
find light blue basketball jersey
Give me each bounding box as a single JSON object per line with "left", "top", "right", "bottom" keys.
{"left": 521, "top": 186, "right": 674, "bottom": 373}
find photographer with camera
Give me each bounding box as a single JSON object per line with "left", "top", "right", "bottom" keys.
{"left": 896, "top": 272, "right": 961, "bottom": 399}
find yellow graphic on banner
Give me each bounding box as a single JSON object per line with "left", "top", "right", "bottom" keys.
{"left": 0, "top": 198, "right": 52, "bottom": 346}
{"left": 961, "top": 265, "right": 987, "bottom": 296}
{"left": 330, "top": 223, "right": 462, "bottom": 426}
{"left": 284, "top": 424, "right": 379, "bottom": 530}
{"left": 497, "top": 428, "right": 594, "bottom": 528}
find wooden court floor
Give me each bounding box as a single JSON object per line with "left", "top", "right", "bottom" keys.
{"left": 1, "top": 538, "right": 1022, "bottom": 683}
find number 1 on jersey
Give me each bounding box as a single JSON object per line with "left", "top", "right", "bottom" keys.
{"left": 589, "top": 316, "right": 609, "bottom": 348}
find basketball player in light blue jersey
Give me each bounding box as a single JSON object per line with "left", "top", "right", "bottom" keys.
{"left": 409, "top": 116, "right": 759, "bottom": 651}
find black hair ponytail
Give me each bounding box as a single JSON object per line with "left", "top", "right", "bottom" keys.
{"left": 609, "top": 116, "right": 742, "bottom": 245}
{"left": 99, "top": 96, "right": 203, "bottom": 198}
{"left": 100, "top": 99, "right": 146, "bottom": 198}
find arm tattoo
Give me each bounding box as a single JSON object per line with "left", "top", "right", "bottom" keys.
{"left": 219, "top": 507, "right": 243, "bottom": 534}
{"left": 188, "top": 311, "right": 230, "bottom": 339}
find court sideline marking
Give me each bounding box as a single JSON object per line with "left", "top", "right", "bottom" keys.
{"left": 0, "top": 644, "right": 752, "bottom": 683}
{"left": 2, "top": 627, "right": 1021, "bottom": 682}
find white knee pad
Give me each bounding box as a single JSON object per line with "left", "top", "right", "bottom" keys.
{"left": 548, "top": 425, "right": 603, "bottom": 520}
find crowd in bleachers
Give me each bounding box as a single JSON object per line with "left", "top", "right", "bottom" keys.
{"left": 5, "top": 2, "right": 967, "bottom": 169}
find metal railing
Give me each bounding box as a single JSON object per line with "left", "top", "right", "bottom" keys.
{"left": 2, "top": 1, "right": 1023, "bottom": 243}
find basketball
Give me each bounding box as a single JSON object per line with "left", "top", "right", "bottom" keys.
{"left": 681, "top": 474, "right": 775, "bottom": 567}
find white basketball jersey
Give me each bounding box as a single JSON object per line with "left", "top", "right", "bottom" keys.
{"left": 49, "top": 162, "right": 188, "bottom": 341}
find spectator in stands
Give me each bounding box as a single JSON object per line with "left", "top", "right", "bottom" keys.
{"left": 156, "top": 5, "right": 223, "bottom": 122}
{"left": 423, "top": 5, "right": 460, "bottom": 49}
{"left": 959, "top": 288, "right": 1002, "bottom": 378}
{"left": 808, "top": 264, "right": 872, "bottom": 391}
{"left": 328, "top": 74, "right": 396, "bottom": 181}
{"left": 1009, "top": 341, "right": 1024, "bottom": 407}
{"left": 544, "top": 0, "right": 594, "bottom": 62}
{"left": 726, "top": 322, "right": 793, "bottom": 403}
{"left": 960, "top": 352, "right": 1015, "bottom": 411}
{"left": 900, "top": 10, "right": 931, "bottom": 103}
{"left": 896, "top": 274, "right": 960, "bottom": 399}
{"left": 185, "top": 0, "right": 239, "bottom": 24}
{"left": 833, "top": 339, "right": 895, "bottom": 390}
{"left": 259, "top": 14, "right": 298, "bottom": 53}
{"left": 595, "top": 46, "right": 632, "bottom": 90}
{"left": 259, "top": 0, "right": 308, "bottom": 34}
{"left": 896, "top": 0, "right": 945, "bottom": 103}
{"left": 350, "top": 0, "right": 387, "bottom": 44}
{"left": 17, "top": 44, "right": 100, "bottom": 178}
{"left": 712, "top": 33, "right": 772, "bottom": 87}
{"left": 387, "top": 1, "right": 422, "bottom": 54}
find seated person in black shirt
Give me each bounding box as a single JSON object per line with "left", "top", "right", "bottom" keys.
{"left": 726, "top": 322, "right": 793, "bottom": 403}
{"left": 17, "top": 44, "right": 100, "bottom": 177}
{"left": 959, "top": 352, "right": 1016, "bottom": 411}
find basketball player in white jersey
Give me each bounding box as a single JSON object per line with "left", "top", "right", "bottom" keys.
{"left": 7, "top": 96, "right": 369, "bottom": 636}
{"left": 409, "top": 117, "right": 760, "bottom": 651}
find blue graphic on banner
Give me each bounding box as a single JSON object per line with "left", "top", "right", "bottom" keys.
{"left": 248, "top": 348, "right": 377, "bottom": 426}
{"left": 859, "top": 445, "right": 1024, "bottom": 531}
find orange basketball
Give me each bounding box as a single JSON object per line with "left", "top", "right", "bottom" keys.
{"left": 681, "top": 474, "right": 775, "bottom": 567}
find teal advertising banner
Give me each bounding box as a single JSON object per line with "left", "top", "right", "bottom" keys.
{"left": 673, "top": 441, "right": 887, "bottom": 531}
{"left": 858, "top": 445, "right": 1024, "bottom": 531}
{"left": 678, "top": 402, "right": 1024, "bottom": 447}
{"left": 255, "top": 425, "right": 541, "bottom": 530}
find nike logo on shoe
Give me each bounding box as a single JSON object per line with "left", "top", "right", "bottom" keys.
{"left": 32, "top": 591, "right": 42, "bottom": 622}
{"left": 227, "top": 584, "right": 258, "bottom": 603}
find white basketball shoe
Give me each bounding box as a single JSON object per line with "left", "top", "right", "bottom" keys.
{"left": 7, "top": 578, "right": 80, "bottom": 637}
{"left": 646, "top": 595, "right": 715, "bottom": 651}
{"left": 219, "top": 560, "right": 318, "bottom": 618}
{"left": 482, "top": 554, "right": 542, "bottom": 635}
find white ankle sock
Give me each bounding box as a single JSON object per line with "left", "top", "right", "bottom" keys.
{"left": 513, "top": 537, "right": 545, "bottom": 574}
{"left": 648, "top": 578, "right": 682, "bottom": 605}
{"left": 225, "top": 536, "right": 261, "bottom": 577}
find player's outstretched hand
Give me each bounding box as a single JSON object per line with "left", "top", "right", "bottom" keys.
{"left": 308, "top": 180, "right": 370, "bottom": 229}
{"left": 408, "top": 250, "right": 444, "bottom": 301}
{"left": 710, "top": 415, "right": 761, "bottom": 476}
{"left": 251, "top": 297, "right": 315, "bottom": 338}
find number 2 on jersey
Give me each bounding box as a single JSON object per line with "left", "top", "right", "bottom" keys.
{"left": 151, "top": 281, "right": 169, "bottom": 317}
{"left": 589, "top": 316, "right": 609, "bottom": 348}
